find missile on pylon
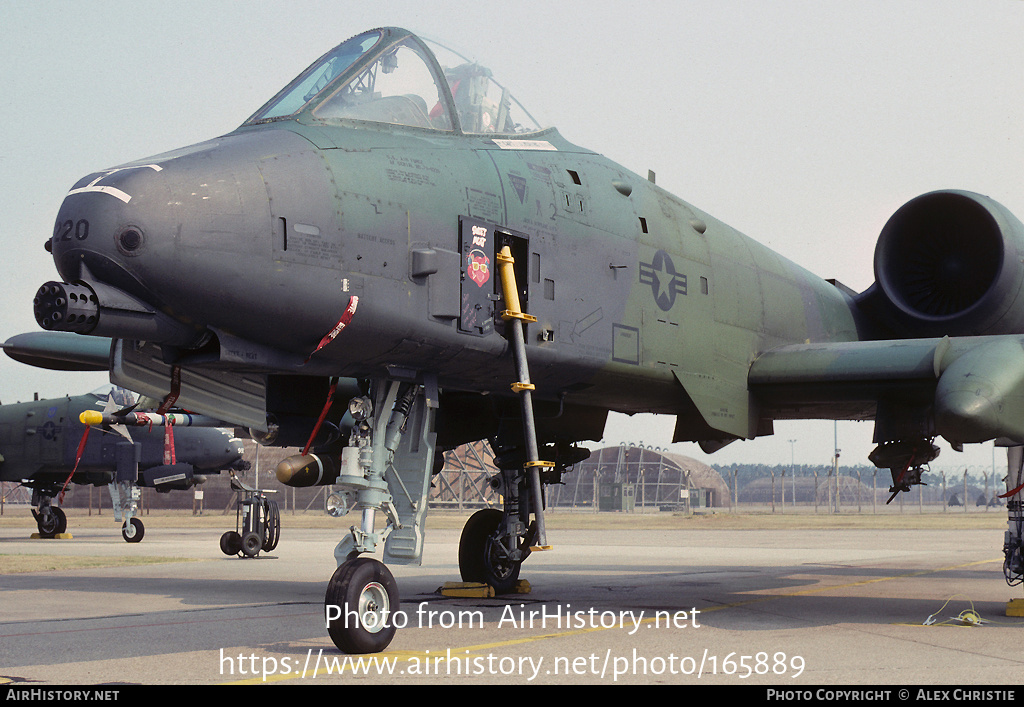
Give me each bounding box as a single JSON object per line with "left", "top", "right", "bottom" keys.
{"left": 80, "top": 410, "right": 225, "bottom": 428}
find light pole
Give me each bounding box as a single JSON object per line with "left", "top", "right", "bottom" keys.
{"left": 833, "top": 421, "right": 841, "bottom": 514}
{"left": 789, "top": 439, "right": 797, "bottom": 509}
{"left": 963, "top": 467, "right": 970, "bottom": 514}
{"left": 941, "top": 470, "right": 947, "bottom": 512}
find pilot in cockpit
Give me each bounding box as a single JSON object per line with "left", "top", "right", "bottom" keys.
{"left": 441, "top": 63, "right": 502, "bottom": 133}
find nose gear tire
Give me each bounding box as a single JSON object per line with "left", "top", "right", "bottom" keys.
{"left": 121, "top": 517, "right": 144, "bottom": 543}
{"left": 325, "top": 557, "right": 398, "bottom": 654}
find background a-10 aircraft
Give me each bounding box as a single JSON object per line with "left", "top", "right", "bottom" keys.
{"left": 1, "top": 333, "right": 248, "bottom": 542}
{"left": 13, "top": 26, "right": 1024, "bottom": 653}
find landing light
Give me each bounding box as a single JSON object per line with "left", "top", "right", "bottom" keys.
{"left": 326, "top": 491, "right": 350, "bottom": 517}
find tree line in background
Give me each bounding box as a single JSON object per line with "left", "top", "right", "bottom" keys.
{"left": 715, "top": 463, "right": 1002, "bottom": 487}
{"left": 712, "top": 463, "right": 1006, "bottom": 507}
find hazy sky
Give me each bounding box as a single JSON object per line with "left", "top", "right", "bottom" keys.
{"left": 1, "top": 0, "right": 1022, "bottom": 476}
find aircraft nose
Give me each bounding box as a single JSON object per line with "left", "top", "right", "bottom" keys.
{"left": 35, "top": 162, "right": 204, "bottom": 345}
{"left": 37, "top": 133, "right": 273, "bottom": 345}
{"left": 49, "top": 164, "right": 169, "bottom": 282}
{"left": 36, "top": 128, "right": 337, "bottom": 353}
{"left": 212, "top": 434, "right": 247, "bottom": 469}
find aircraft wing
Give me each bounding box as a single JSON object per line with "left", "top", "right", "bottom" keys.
{"left": 1, "top": 331, "right": 111, "bottom": 371}
{"left": 749, "top": 333, "right": 1024, "bottom": 446}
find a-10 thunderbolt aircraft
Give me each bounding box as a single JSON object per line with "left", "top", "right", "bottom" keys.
{"left": 0, "top": 338, "right": 248, "bottom": 542}
{"left": 21, "top": 26, "right": 1024, "bottom": 653}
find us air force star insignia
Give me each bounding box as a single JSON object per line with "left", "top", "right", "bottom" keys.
{"left": 639, "top": 250, "right": 687, "bottom": 312}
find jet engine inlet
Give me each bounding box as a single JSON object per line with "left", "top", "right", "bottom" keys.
{"left": 865, "top": 190, "right": 1024, "bottom": 337}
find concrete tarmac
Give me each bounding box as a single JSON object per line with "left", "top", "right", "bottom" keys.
{"left": 1, "top": 513, "right": 1022, "bottom": 686}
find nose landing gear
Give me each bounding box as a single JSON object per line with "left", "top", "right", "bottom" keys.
{"left": 319, "top": 377, "right": 436, "bottom": 654}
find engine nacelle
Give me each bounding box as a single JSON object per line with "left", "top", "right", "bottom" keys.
{"left": 857, "top": 190, "right": 1024, "bottom": 338}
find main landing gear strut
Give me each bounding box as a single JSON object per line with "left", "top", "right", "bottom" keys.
{"left": 457, "top": 245, "right": 555, "bottom": 593}
{"left": 1002, "top": 446, "right": 1024, "bottom": 587}
{"left": 30, "top": 488, "right": 67, "bottom": 538}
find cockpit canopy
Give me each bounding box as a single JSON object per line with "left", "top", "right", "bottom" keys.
{"left": 245, "top": 27, "right": 543, "bottom": 135}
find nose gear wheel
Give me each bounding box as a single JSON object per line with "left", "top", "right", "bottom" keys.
{"left": 326, "top": 557, "right": 398, "bottom": 654}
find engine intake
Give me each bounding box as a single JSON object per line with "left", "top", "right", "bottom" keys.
{"left": 858, "top": 190, "right": 1024, "bottom": 338}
